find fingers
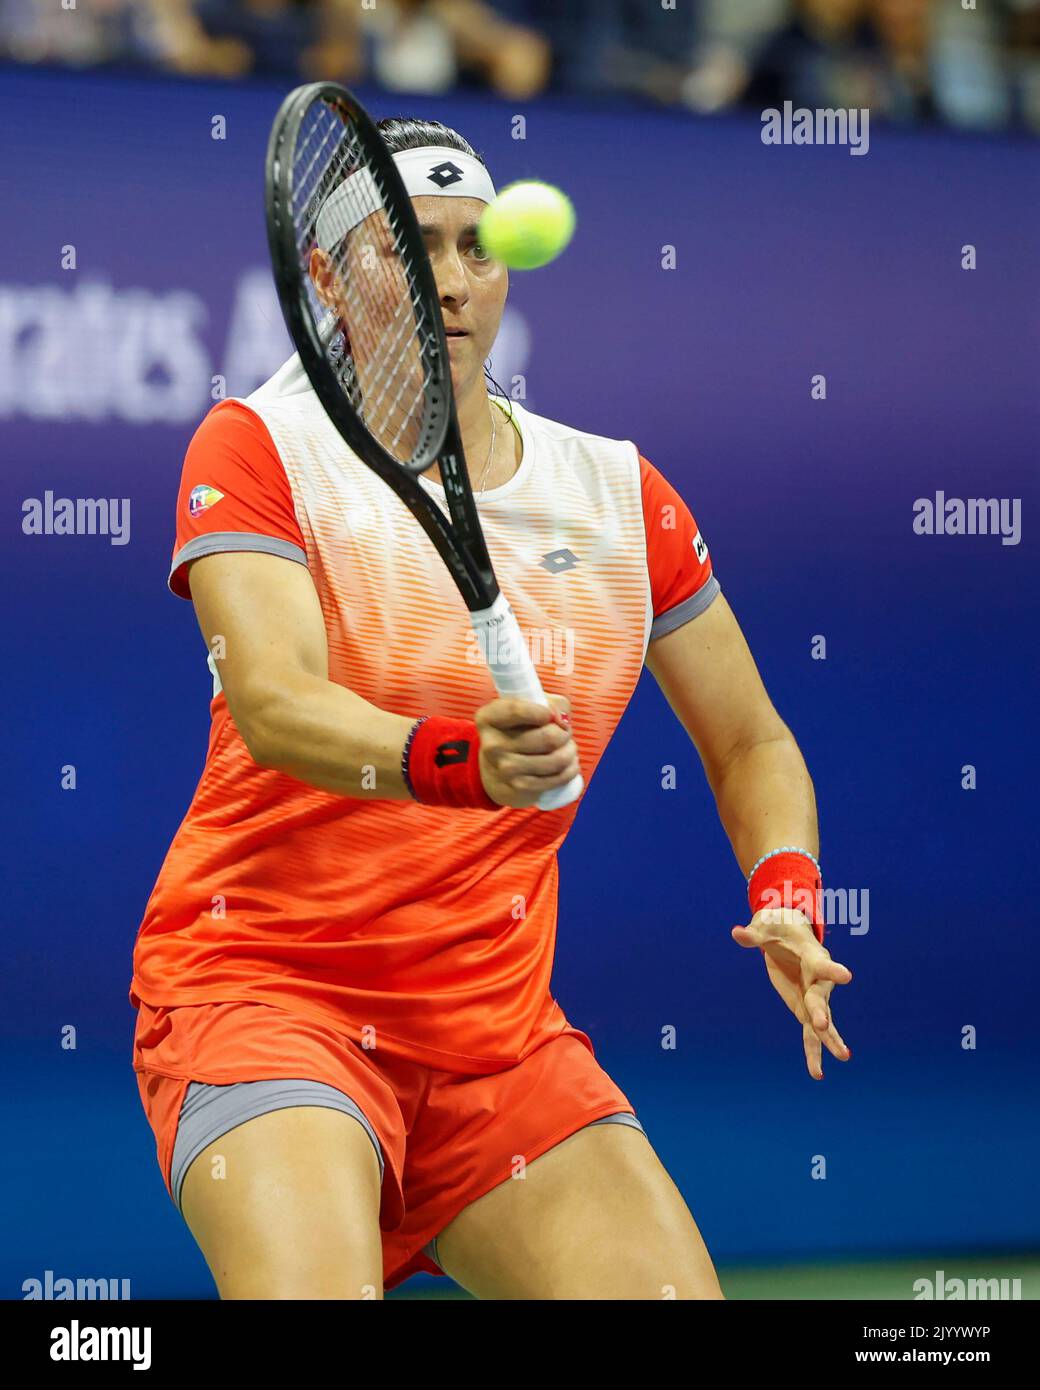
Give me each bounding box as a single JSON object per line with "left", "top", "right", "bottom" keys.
{"left": 823, "top": 1022, "right": 851, "bottom": 1062}
{"left": 480, "top": 718, "right": 574, "bottom": 759}
{"left": 803, "top": 1021, "right": 825, "bottom": 1081}
{"left": 730, "top": 924, "right": 759, "bottom": 949}
{"left": 776, "top": 987, "right": 831, "bottom": 1080}
{"left": 803, "top": 1018, "right": 851, "bottom": 1079}
{"left": 802, "top": 981, "right": 851, "bottom": 1075}
{"left": 476, "top": 694, "right": 570, "bottom": 733}
{"left": 474, "top": 693, "right": 580, "bottom": 808}
{"left": 735, "top": 911, "right": 853, "bottom": 984}
{"left": 803, "top": 979, "right": 833, "bottom": 1035}
{"left": 768, "top": 975, "right": 828, "bottom": 1080}
{"left": 737, "top": 911, "right": 854, "bottom": 1079}
{"left": 489, "top": 741, "right": 581, "bottom": 788}
{"left": 815, "top": 957, "right": 853, "bottom": 985}
{"left": 476, "top": 694, "right": 577, "bottom": 766}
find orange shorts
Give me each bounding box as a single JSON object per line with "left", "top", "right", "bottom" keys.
{"left": 132, "top": 998, "right": 640, "bottom": 1291}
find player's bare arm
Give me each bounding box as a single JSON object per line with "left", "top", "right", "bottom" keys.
{"left": 186, "top": 549, "right": 578, "bottom": 809}
{"left": 645, "top": 592, "right": 853, "bottom": 1079}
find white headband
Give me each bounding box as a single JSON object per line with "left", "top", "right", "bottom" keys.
{"left": 315, "top": 145, "right": 497, "bottom": 252}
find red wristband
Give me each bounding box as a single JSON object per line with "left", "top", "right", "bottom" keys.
{"left": 402, "top": 715, "right": 500, "bottom": 810}
{"left": 748, "top": 851, "right": 825, "bottom": 945}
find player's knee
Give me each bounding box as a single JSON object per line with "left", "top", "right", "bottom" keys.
{"left": 186, "top": 1193, "right": 383, "bottom": 1300}
{"left": 689, "top": 1273, "right": 726, "bottom": 1300}
{"left": 215, "top": 1264, "right": 383, "bottom": 1301}
{"left": 629, "top": 1249, "right": 725, "bottom": 1301}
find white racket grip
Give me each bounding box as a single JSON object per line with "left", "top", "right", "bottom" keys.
{"left": 470, "top": 593, "right": 584, "bottom": 812}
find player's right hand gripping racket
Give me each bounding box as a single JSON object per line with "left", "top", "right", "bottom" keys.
{"left": 264, "top": 82, "right": 583, "bottom": 811}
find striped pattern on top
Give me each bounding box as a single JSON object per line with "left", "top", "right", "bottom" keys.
{"left": 131, "top": 353, "right": 717, "bottom": 1072}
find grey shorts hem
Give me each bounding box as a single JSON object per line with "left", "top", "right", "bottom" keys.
{"left": 169, "top": 1078, "right": 385, "bottom": 1214}
{"left": 421, "top": 1110, "right": 646, "bottom": 1270}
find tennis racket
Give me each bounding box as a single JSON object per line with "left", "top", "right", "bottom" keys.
{"left": 264, "top": 82, "right": 583, "bottom": 812}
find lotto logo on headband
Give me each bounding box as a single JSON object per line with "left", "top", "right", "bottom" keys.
{"left": 427, "top": 161, "right": 464, "bottom": 189}
{"left": 189, "top": 484, "right": 224, "bottom": 517}
{"left": 315, "top": 148, "right": 498, "bottom": 250}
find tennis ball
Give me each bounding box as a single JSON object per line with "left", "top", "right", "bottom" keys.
{"left": 478, "top": 181, "right": 576, "bottom": 270}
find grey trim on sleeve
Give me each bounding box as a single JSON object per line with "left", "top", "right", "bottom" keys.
{"left": 168, "top": 532, "right": 309, "bottom": 594}
{"left": 649, "top": 574, "right": 721, "bottom": 642}
{"left": 584, "top": 1111, "right": 646, "bottom": 1136}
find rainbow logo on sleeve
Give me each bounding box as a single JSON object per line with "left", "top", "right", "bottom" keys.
{"left": 189, "top": 484, "right": 225, "bottom": 517}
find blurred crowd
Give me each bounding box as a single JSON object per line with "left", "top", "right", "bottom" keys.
{"left": 2, "top": 0, "right": 1038, "bottom": 133}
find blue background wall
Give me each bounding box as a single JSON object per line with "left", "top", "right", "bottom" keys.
{"left": 3, "top": 65, "right": 1037, "bottom": 1296}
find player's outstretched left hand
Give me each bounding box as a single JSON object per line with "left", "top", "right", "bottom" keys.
{"left": 731, "top": 909, "right": 853, "bottom": 1081}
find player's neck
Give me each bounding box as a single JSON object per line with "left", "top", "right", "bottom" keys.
{"left": 430, "top": 387, "right": 521, "bottom": 492}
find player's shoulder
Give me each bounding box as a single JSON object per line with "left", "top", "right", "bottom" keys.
{"left": 189, "top": 396, "right": 264, "bottom": 440}
{"left": 185, "top": 354, "right": 327, "bottom": 465}
{"left": 507, "top": 398, "right": 638, "bottom": 469}
{"left": 509, "top": 401, "right": 699, "bottom": 519}
{"left": 181, "top": 390, "right": 287, "bottom": 492}
{"left": 231, "top": 352, "right": 328, "bottom": 437}
{"left": 243, "top": 352, "right": 316, "bottom": 411}
{"left": 183, "top": 394, "right": 278, "bottom": 470}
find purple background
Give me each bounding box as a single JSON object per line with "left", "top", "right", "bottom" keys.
{"left": 3, "top": 64, "right": 1037, "bottom": 1294}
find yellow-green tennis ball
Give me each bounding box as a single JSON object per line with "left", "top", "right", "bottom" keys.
{"left": 478, "top": 181, "right": 576, "bottom": 270}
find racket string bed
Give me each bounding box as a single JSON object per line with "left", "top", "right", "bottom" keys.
{"left": 364, "top": 304, "right": 429, "bottom": 451}
{"left": 351, "top": 265, "right": 431, "bottom": 454}
{"left": 289, "top": 104, "right": 433, "bottom": 463}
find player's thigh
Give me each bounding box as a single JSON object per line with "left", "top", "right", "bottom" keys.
{"left": 436, "top": 1121, "right": 724, "bottom": 1300}
{"left": 179, "top": 1104, "right": 384, "bottom": 1299}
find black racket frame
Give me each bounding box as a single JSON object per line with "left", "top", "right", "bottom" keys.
{"left": 265, "top": 82, "right": 499, "bottom": 612}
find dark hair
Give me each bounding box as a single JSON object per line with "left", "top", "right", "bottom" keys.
{"left": 375, "top": 116, "right": 487, "bottom": 169}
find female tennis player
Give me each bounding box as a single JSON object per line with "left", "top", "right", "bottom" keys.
{"left": 129, "top": 116, "right": 853, "bottom": 1300}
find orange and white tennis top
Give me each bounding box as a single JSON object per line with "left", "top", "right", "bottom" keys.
{"left": 129, "top": 352, "right": 720, "bottom": 1072}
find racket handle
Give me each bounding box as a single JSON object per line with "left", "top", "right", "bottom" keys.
{"left": 470, "top": 595, "right": 584, "bottom": 812}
